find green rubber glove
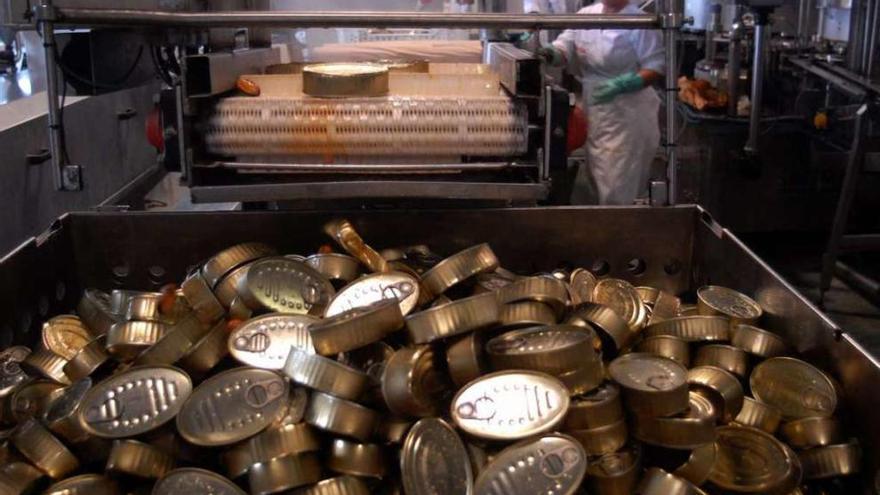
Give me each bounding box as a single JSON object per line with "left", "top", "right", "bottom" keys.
{"left": 536, "top": 45, "right": 565, "bottom": 67}
{"left": 591, "top": 72, "right": 645, "bottom": 105}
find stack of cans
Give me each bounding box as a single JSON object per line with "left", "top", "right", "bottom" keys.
{"left": 0, "top": 219, "right": 862, "bottom": 495}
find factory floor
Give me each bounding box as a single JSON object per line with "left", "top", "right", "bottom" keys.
{"left": 744, "top": 233, "right": 880, "bottom": 350}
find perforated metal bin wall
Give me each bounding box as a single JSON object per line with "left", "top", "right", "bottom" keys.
{"left": 1, "top": 205, "right": 877, "bottom": 490}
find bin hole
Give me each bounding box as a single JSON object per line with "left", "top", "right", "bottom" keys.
{"left": 591, "top": 259, "right": 611, "bottom": 277}
{"left": 19, "top": 312, "right": 32, "bottom": 335}
{"left": 112, "top": 264, "right": 131, "bottom": 282}
{"left": 149, "top": 265, "right": 167, "bottom": 284}
{"left": 55, "top": 281, "right": 66, "bottom": 302}
{"left": 0, "top": 325, "right": 12, "bottom": 348}
{"left": 627, "top": 258, "right": 647, "bottom": 276}
{"left": 37, "top": 296, "right": 49, "bottom": 317}
{"left": 664, "top": 259, "right": 683, "bottom": 276}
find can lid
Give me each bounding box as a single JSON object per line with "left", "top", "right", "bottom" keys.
{"left": 327, "top": 438, "right": 386, "bottom": 478}
{"left": 181, "top": 270, "right": 226, "bottom": 324}
{"left": 697, "top": 285, "right": 763, "bottom": 324}
{"left": 284, "top": 348, "right": 369, "bottom": 401}
{"left": 248, "top": 453, "right": 322, "bottom": 495}
{"left": 486, "top": 325, "right": 598, "bottom": 376}
{"left": 44, "top": 474, "right": 118, "bottom": 495}
{"left": 305, "top": 253, "right": 362, "bottom": 284}
{"left": 451, "top": 370, "right": 569, "bottom": 441}
{"left": 497, "top": 301, "right": 557, "bottom": 329}
{"left": 238, "top": 257, "right": 335, "bottom": 316}
{"left": 80, "top": 365, "right": 192, "bottom": 438}
{"left": 177, "top": 367, "right": 288, "bottom": 446}
{"left": 709, "top": 426, "right": 802, "bottom": 493}
{"left": 565, "top": 382, "right": 623, "bottom": 430}
{"left": 731, "top": 324, "right": 787, "bottom": 358}
{"left": 154, "top": 468, "right": 245, "bottom": 495}
{"left": 202, "top": 242, "right": 276, "bottom": 289}
{"left": 674, "top": 442, "right": 717, "bottom": 486}
{"left": 750, "top": 357, "right": 837, "bottom": 420}
{"left": 303, "top": 63, "right": 390, "bottom": 98}
{"left": 381, "top": 345, "right": 449, "bottom": 418}
{"left": 693, "top": 344, "right": 749, "bottom": 379}
{"left": 587, "top": 444, "right": 641, "bottom": 480}
{"left": 0, "top": 347, "right": 30, "bottom": 398}
{"left": 21, "top": 347, "right": 70, "bottom": 385}
{"left": 799, "top": 440, "right": 861, "bottom": 480}
{"left": 568, "top": 268, "right": 598, "bottom": 307}
{"left": 9, "top": 380, "right": 65, "bottom": 423}
{"left": 247, "top": 422, "right": 321, "bottom": 464}
{"left": 780, "top": 416, "right": 843, "bottom": 449}
{"left": 401, "top": 418, "right": 472, "bottom": 495}
{"left": 592, "top": 278, "right": 647, "bottom": 332}
{"left": 420, "top": 243, "right": 499, "bottom": 299}
{"left": 687, "top": 366, "right": 745, "bottom": 423}
{"left": 105, "top": 321, "right": 168, "bottom": 361}
{"left": 644, "top": 316, "right": 730, "bottom": 342}
{"left": 497, "top": 276, "right": 568, "bottom": 316}
{"left": 733, "top": 396, "right": 782, "bottom": 433}
{"left": 44, "top": 377, "right": 92, "bottom": 443}
{"left": 304, "top": 392, "right": 378, "bottom": 441}
{"left": 11, "top": 418, "right": 79, "bottom": 478}
{"left": 608, "top": 353, "right": 690, "bottom": 417}
{"left": 61, "top": 337, "right": 110, "bottom": 381}
{"left": 566, "top": 418, "right": 628, "bottom": 456}
{"left": 323, "top": 219, "right": 389, "bottom": 274}
{"left": 565, "top": 302, "right": 632, "bottom": 356}
{"left": 446, "top": 332, "right": 486, "bottom": 389}
{"left": 635, "top": 335, "right": 690, "bottom": 368}
{"left": 213, "top": 262, "right": 254, "bottom": 309}
{"left": 405, "top": 292, "right": 499, "bottom": 344}
{"left": 229, "top": 314, "right": 316, "bottom": 368}
{"left": 325, "top": 271, "right": 420, "bottom": 318}
{"left": 631, "top": 391, "right": 717, "bottom": 450}
{"left": 42, "top": 316, "right": 91, "bottom": 360}
{"left": 310, "top": 299, "right": 403, "bottom": 356}
{"left": 474, "top": 434, "right": 586, "bottom": 495}
{"left": 293, "top": 476, "right": 371, "bottom": 495}
{"left": 134, "top": 314, "right": 210, "bottom": 367}
{"left": 638, "top": 468, "right": 708, "bottom": 495}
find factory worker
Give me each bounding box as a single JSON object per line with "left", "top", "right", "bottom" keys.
{"left": 538, "top": 0, "right": 664, "bottom": 205}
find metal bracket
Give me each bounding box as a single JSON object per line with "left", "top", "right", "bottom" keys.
{"left": 62, "top": 165, "right": 83, "bottom": 191}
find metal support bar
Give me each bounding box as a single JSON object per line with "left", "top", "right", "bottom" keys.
{"left": 744, "top": 21, "right": 767, "bottom": 155}
{"left": 48, "top": 9, "right": 659, "bottom": 30}
{"left": 215, "top": 162, "right": 522, "bottom": 173}
{"left": 663, "top": 0, "right": 682, "bottom": 205}
{"left": 39, "top": 1, "right": 65, "bottom": 191}
{"left": 820, "top": 104, "right": 870, "bottom": 304}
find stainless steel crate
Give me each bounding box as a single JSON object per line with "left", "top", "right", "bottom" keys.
{"left": 1, "top": 205, "right": 877, "bottom": 487}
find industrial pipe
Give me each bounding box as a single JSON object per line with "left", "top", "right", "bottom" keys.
{"left": 663, "top": 0, "right": 683, "bottom": 204}
{"left": 48, "top": 9, "right": 659, "bottom": 30}
{"left": 744, "top": 21, "right": 767, "bottom": 155}
{"left": 39, "top": 0, "right": 66, "bottom": 191}
{"left": 727, "top": 21, "right": 743, "bottom": 117}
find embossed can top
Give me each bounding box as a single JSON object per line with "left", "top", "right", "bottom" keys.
{"left": 401, "top": 418, "right": 473, "bottom": 495}
{"left": 608, "top": 352, "right": 688, "bottom": 393}
{"left": 473, "top": 434, "right": 587, "bottom": 495}
{"left": 697, "top": 285, "right": 763, "bottom": 324}
{"left": 202, "top": 242, "right": 276, "bottom": 289}
{"left": 79, "top": 365, "right": 192, "bottom": 438}
{"left": 153, "top": 468, "right": 247, "bottom": 495}
{"left": 593, "top": 278, "right": 646, "bottom": 331}
{"left": 177, "top": 367, "right": 288, "bottom": 446}
{"left": 569, "top": 268, "right": 597, "bottom": 306}
{"left": 42, "top": 316, "right": 91, "bottom": 360}
{"left": 709, "top": 425, "right": 802, "bottom": 493}
{"left": 44, "top": 474, "right": 119, "bottom": 495}
{"left": 238, "top": 257, "right": 335, "bottom": 315}
{"left": 0, "top": 346, "right": 30, "bottom": 398}
{"left": 228, "top": 314, "right": 316, "bottom": 369}
{"left": 750, "top": 357, "right": 837, "bottom": 420}
{"left": 451, "top": 370, "right": 569, "bottom": 441}
{"left": 325, "top": 271, "right": 420, "bottom": 317}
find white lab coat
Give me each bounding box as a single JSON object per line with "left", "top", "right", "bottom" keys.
{"left": 553, "top": 3, "right": 665, "bottom": 205}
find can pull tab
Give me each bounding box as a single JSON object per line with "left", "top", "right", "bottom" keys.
{"left": 244, "top": 378, "right": 286, "bottom": 409}
{"left": 539, "top": 445, "right": 583, "bottom": 478}
{"left": 324, "top": 219, "right": 388, "bottom": 273}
